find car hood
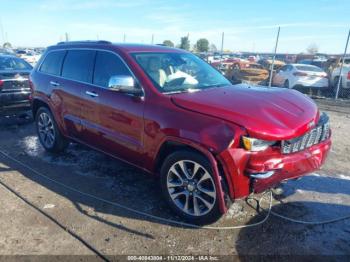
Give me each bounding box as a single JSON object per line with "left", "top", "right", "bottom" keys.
{"left": 171, "top": 84, "right": 319, "bottom": 140}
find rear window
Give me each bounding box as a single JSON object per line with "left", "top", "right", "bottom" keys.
{"left": 93, "top": 51, "right": 131, "bottom": 87}
{"left": 0, "top": 56, "right": 32, "bottom": 71}
{"left": 40, "top": 50, "right": 66, "bottom": 75}
{"left": 62, "top": 50, "right": 95, "bottom": 83}
{"left": 295, "top": 65, "right": 323, "bottom": 72}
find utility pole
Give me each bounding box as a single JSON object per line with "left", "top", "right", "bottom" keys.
{"left": 0, "top": 17, "right": 5, "bottom": 46}
{"left": 65, "top": 32, "right": 69, "bottom": 42}
{"left": 268, "top": 26, "right": 281, "bottom": 87}
{"left": 220, "top": 32, "right": 224, "bottom": 54}
{"left": 219, "top": 32, "right": 224, "bottom": 70}
{"left": 151, "top": 34, "right": 154, "bottom": 44}
{"left": 335, "top": 29, "right": 350, "bottom": 99}
{"left": 123, "top": 33, "right": 126, "bottom": 43}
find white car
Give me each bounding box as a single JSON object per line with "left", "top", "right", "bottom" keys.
{"left": 273, "top": 64, "right": 328, "bottom": 89}
{"left": 330, "top": 57, "right": 350, "bottom": 93}
{"left": 21, "top": 52, "right": 41, "bottom": 66}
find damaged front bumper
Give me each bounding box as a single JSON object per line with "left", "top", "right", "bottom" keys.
{"left": 218, "top": 137, "right": 332, "bottom": 200}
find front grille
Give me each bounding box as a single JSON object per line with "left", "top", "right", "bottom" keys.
{"left": 281, "top": 113, "right": 330, "bottom": 154}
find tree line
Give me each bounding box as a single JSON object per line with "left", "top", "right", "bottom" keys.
{"left": 162, "top": 37, "right": 217, "bottom": 53}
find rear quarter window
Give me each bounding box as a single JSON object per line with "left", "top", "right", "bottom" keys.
{"left": 61, "top": 50, "right": 96, "bottom": 83}
{"left": 39, "top": 50, "right": 66, "bottom": 75}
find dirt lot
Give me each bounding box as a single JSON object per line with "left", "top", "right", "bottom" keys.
{"left": 0, "top": 100, "right": 349, "bottom": 260}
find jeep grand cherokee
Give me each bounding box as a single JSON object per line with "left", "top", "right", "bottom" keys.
{"left": 30, "top": 41, "right": 331, "bottom": 224}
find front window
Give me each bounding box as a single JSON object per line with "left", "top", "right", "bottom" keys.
{"left": 132, "top": 52, "right": 230, "bottom": 94}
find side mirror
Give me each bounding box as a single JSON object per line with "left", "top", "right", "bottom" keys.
{"left": 108, "top": 75, "right": 143, "bottom": 96}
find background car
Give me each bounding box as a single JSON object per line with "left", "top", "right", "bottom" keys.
{"left": 299, "top": 59, "right": 328, "bottom": 70}
{"left": 0, "top": 55, "right": 33, "bottom": 113}
{"left": 330, "top": 62, "right": 350, "bottom": 97}
{"left": 272, "top": 64, "right": 328, "bottom": 89}
{"left": 225, "top": 62, "right": 269, "bottom": 84}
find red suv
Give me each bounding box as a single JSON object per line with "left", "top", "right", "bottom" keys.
{"left": 30, "top": 41, "right": 331, "bottom": 224}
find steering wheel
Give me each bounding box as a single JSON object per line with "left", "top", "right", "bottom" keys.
{"left": 163, "top": 77, "right": 186, "bottom": 89}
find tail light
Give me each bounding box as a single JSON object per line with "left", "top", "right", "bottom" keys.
{"left": 29, "top": 78, "right": 34, "bottom": 101}
{"left": 0, "top": 79, "right": 3, "bottom": 89}
{"left": 347, "top": 71, "right": 350, "bottom": 80}
{"left": 293, "top": 71, "right": 308, "bottom": 77}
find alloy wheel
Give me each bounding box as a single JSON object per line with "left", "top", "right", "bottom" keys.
{"left": 166, "top": 160, "right": 216, "bottom": 216}
{"left": 37, "top": 112, "right": 55, "bottom": 148}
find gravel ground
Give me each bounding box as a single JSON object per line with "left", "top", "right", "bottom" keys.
{"left": 0, "top": 102, "right": 349, "bottom": 259}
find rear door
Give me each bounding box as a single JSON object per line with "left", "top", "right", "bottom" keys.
{"left": 59, "top": 49, "right": 96, "bottom": 139}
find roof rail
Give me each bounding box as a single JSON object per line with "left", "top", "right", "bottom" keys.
{"left": 57, "top": 40, "right": 112, "bottom": 45}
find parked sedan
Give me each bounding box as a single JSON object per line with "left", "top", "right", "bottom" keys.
{"left": 273, "top": 64, "right": 328, "bottom": 89}
{"left": 225, "top": 62, "right": 269, "bottom": 84}
{"left": 0, "top": 55, "right": 33, "bottom": 112}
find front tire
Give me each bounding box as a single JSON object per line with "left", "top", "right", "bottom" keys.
{"left": 35, "top": 107, "right": 69, "bottom": 153}
{"left": 160, "top": 151, "right": 221, "bottom": 225}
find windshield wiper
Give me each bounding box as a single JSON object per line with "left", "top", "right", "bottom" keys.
{"left": 163, "top": 88, "right": 201, "bottom": 95}
{"left": 205, "top": 83, "right": 228, "bottom": 88}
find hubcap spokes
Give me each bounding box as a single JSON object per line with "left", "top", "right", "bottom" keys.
{"left": 167, "top": 160, "right": 216, "bottom": 216}
{"left": 38, "top": 113, "right": 55, "bottom": 148}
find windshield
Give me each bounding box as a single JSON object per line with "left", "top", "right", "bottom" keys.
{"left": 0, "top": 56, "right": 33, "bottom": 71}
{"left": 132, "top": 52, "right": 231, "bottom": 94}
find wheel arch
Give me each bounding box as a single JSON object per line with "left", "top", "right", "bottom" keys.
{"left": 32, "top": 98, "right": 51, "bottom": 118}
{"left": 154, "top": 137, "right": 230, "bottom": 214}
{"left": 32, "top": 98, "right": 67, "bottom": 137}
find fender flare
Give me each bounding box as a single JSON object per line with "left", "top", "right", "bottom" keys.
{"left": 156, "top": 136, "right": 228, "bottom": 214}
{"left": 31, "top": 96, "right": 67, "bottom": 136}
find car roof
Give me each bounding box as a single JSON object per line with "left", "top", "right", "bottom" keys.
{"left": 0, "top": 54, "right": 18, "bottom": 58}
{"left": 49, "top": 41, "right": 185, "bottom": 53}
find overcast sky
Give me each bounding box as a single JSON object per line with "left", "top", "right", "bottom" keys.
{"left": 1, "top": 0, "right": 349, "bottom": 53}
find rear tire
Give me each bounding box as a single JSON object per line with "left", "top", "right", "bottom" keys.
{"left": 160, "top": 150, "right": 222, "bottom": 225}
{"left": 35, "top": 107, "right": 69, "bottom": 153}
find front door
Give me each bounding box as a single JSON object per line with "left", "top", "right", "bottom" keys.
{"left": 82, "top": 50, "right": 145, "bottom": 166}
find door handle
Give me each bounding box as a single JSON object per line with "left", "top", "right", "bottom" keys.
{"left": 50, "top": 81, "right": 60, "bottom": 87}
{"left": 85, "top": 91, "right": 99, "bottom": 97}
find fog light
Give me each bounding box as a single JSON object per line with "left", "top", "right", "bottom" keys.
{"left": 249, "top": 171, "right": 275, "bottom": 179}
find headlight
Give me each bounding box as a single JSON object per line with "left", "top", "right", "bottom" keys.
{"left": 242, "top": 136, "right": 276, "bottom": 152}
